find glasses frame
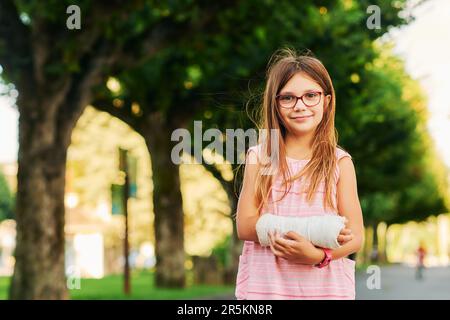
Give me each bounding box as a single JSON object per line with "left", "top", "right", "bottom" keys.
{"left": 275, "top": 91, "right": 324, "bottom": 109}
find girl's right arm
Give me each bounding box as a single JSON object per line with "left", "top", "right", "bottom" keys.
{"left": 236, "top": 149, "right": 261, "bottom": 242}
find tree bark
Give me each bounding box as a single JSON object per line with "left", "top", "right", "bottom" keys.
{"left": 142, "top": 112, "right": 186, "bottom": 288}
{"left": 10, "top": 100, "right": 70, "bottom": 299}
{"left": 8, "top": 36, "right": 115, "bottom": 298}
{"left": 224, "top": 194, "right": 242, "bottom": 284}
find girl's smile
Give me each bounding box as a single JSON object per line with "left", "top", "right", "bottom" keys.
{"left": 290, "top": 114, "right": 313, "bottom": 121}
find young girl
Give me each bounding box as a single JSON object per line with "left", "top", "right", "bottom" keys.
{"left": 235, "top": 48, "right": 364, "bottom": 300}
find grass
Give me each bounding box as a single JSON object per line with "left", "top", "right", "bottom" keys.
{"left": 0, "top": 271, "right": 235, "bottom": 300}
{"left": 0, "top": 276, "right": 9, "bottom": 300}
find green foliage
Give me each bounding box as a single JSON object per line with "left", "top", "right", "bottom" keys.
{"left": 344, "top": 44, "right": 449, "bottom": 224}
{"left": 89, "top": 0, "right": 450, "bottom": 227}
{"left": 5, "top": 0, "right": 445, "bottom": 228}
{"left": 0, "top": 172, "right": 13, "bottom": 221}
{"left": 211, "top": 235, "right": 232, "bottom": 268}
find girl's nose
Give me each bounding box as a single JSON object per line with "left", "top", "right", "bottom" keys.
{"left": 293, "top": 99, "right": 307, "bottom": 111}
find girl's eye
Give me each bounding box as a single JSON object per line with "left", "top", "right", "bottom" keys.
{"left": 305, "top": 93, "right": 319, "bottom": 98}
{"left": 280, "top": 95, "right": 294, "bottom": 101}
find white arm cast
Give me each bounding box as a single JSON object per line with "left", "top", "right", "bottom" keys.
{"left": 255, "top": 213, "right": 346, "bottom": 249}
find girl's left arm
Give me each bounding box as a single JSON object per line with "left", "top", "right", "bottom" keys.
{"left": 328, "top": 156, "right": 364, "bottom": 260}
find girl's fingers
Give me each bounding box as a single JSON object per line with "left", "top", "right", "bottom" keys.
{"left": 270, "top": 230, "right": 283, "bottom": 244}
{"left": 339, "top": 228, "right": 352, "bottom": 235}
{"left": 337, "top": 234, "right": 353, "bottom": 242}
{"left": 272, "top": 241, "right": 287, "bottom": 253}
{"left": 270, "top": 243, "right": 284, "bottom": 257}
{"left": 268, "top": 232, "right": 282, "bottom": 255}
{"left": 268, "top": 231, "right": 287, "bottom": 257}
{"left": 338, "top": 234, "right": 354, "bottom": 244}
{"left": 273, "top": 232, "right": 295, "bottom": 248}
{"left": 270, "top": 233, "right": 285, "bottom": 251}
{"left": 268, "top": 232, "right": 275, "bottom": 248}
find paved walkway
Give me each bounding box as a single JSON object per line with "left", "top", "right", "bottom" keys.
{"left": 356, "top": 264, "right": 450, "bottom": 300}
{"left": 203, "top": 264, "right": 450, "bottom": 300}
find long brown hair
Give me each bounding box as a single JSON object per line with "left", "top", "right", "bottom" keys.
{"left": 253, "top": 48, "right": 341, "bottom": 214}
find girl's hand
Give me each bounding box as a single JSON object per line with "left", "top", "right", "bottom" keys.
{"left": 268, "top": 230, "right": 324, "bottom": 265}
{"left": 337, "top": 227, "right": 354, "bottom": 245}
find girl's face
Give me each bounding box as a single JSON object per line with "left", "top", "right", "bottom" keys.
{"left": 277, "top": 72, "right": 330, "bottom": 136}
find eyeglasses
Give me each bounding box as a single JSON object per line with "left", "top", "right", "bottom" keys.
{"left": 276, "top": 91, "right": 324, "bottom": 109}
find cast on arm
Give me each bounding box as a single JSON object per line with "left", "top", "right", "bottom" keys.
{"left": 256, "top": 213, "right": 346, "bottom": 249}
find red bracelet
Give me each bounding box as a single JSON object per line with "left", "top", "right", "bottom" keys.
{"left": 314, "top": 248, "right": 332, "bottom": 268}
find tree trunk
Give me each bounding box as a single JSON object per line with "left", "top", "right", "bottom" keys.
{"left": 142, "top": 113, "right": 185, "bottom": 288}
{"left": 10, "top": 107, "right": 70, "bottom": 299}
{"left": 223, "top": 185, "right": 242, "bottom": 285}
{"left": 9, "top": 43, "right": 112, "bottom": 298}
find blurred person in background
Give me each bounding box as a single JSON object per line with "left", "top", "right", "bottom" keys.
{"left": 415, "top": 242, "right": 427, "bottom": 280}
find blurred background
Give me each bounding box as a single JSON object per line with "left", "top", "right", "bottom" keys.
{"left": 0, "top": 0, "right": 449, "bottom": 299}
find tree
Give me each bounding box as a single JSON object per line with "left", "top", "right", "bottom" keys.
{"left": 0, "top": 0, "right": 224, "bottom": 299}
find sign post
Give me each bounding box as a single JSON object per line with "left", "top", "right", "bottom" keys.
{"left": 112, "top": 148, "right": 138, "bottom": 295}
{"left": 119, "top": 148, "right": 130, "bottom": 295}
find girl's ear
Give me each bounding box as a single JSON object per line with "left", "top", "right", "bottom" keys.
{"left": 325, "top": 94, "right": 331, "bottom": 107}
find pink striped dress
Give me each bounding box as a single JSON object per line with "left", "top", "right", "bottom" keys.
{"left": 235, "top": 144, "right": 356, "bottom": 300}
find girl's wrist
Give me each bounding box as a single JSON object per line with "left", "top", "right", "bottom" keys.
{"left": 313, "top": 247, "right": 326, "bottom": 265}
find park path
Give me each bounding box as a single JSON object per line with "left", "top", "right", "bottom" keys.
{"left": 356, "top": 264, "right": 450, "bottom": 300}
{"left": 202, "top": 265, "right": 450, "bottom": 300}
